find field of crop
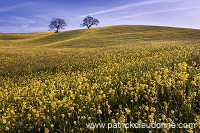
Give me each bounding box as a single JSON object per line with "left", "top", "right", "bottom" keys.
{"left": 0, "top": 25, "right": 199, "bottom": 133}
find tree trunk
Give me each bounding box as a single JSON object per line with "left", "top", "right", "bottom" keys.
{"left": 55, "top": 28, "right": 59, "bottom": 33}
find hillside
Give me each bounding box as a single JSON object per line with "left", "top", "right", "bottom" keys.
{"left": 0, "top": 25, "right": 200, "bottom": 73}
{"left": 1, "top": 25, "right": 200, "bottom": 48}
{"left": 0, "top": 25, "right": 199, "bottom": 133}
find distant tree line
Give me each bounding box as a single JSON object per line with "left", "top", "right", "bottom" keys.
{"left": 49, "top": 15, "right": 99, "bottom": 33}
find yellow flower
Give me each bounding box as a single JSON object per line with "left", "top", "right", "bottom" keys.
{"left": 50, "top": 124, "right": 54, "bottom": 128}
{"left": 82, "top": 116, "right": 86, "bottom": 119}
{"left": 144, "top": 106, "right": 149, "bottom": 111}
{"left": 61, "top": 114, "right": 65, "bottom": 118}
{"left": 195, "top": 115, "right": 200, "bottom": 128}
{"left": 108, "top": 110, "right": 112, "bottom": 115}
{"left": 162, "top": 114, "right": 166, "bottom": 121}
{"left": 2, "top": 119, "right": 7, "bottom": 124}
{"left": 97, "top": 109, "right": 102, "bottom": 115}
{"left": 87, "top": 117, "right": 91, "bottom": 120}
{"left": 5, "top": 127, "right": 9, "bottom": 131}
{"left": 90, "top": 126, "right": 95, "bottom": 131}
{"left": 178, "top": 62, "right": 187, "bottom": 71}
{"left": 187, "top": 128, "right": 193, "bottom": 133}
{"left": 111, "top": 119, "right": 116, "bottom": 123}
{"left": 70, "top": 107, "right": 74, "bottom": 110}
{"left": 150, "top": 107, "right": 156, "bottom": 112}
{"left": 99, "top": 90, "right": 103, "bottom": 94}
{"left": 44, "top": 128, "right": 49, "bottom": 133}
{"left": 166, "top": 118, "right": 173, "bottom": 123}
{"left": 10, "top": 110, "right": 15, "bottom": 115}
{"left": 36, "top": 114, "right": 39, "bottom": 117}
{"left": 171, "top": 110, "right": 175, "bottom": 115}
{"left": 135, "top": 112, "right": 141, "bottom": 115}
{"left": 68, "top": 113, "right": 72, "bottom": 117}
{"left": 119, "top": 115, "right": 126, "bottom": 123}
{"left": 125, "top": 108, "right": 131, "bottom": 114}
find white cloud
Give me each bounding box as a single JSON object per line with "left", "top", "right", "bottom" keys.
{"left": 0, "top": 16, "right": 35, "bottom": 25}
{"left": 0, "top": 17, "right": 36, "bottom": 32}
{"left": 12, "top": 17, "right": 35, "bottom": 24}
{"left": 0, "top": 2, "right": 35, "bottom": 12}
{"left": 107, "top": 5, "right": 200, "bottom": 21}
{"left": 78, "top": 0, "right": 170, "bottom": 18}
{"left": 22, "top": 24, "right": 30, "bottom": 29}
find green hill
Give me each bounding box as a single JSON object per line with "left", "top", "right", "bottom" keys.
{"left": 1, "top": 25, "right": 200, "bottom": 48}
{"left": 0, "top": 25, "right": 200, "bottom": 73}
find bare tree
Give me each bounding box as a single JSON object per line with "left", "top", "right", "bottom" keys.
{"left": 80, "top": 15, "right": 99, "bottom": 29}
{"left": 49, "top": 18, "right": 67, "bottom": 33}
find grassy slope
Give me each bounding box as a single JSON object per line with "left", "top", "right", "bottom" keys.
{"left": 0, "top": 25, "right": 199, "bottom": 73}
{"left": 1, "top": 25, "right": 200, "bottom": 48}
{"left": 0, "top": 25, "right": 200, "bottom": 73}
{"left": 0, "top": 25, "right": 200, "bottom": 132}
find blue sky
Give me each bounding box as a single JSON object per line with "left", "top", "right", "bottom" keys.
{"left": 0, "top": 0, "right": 200, "bottom": 33}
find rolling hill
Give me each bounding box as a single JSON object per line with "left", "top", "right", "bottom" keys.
{"left": 1, "top": 25, "right": 200, "bottom": 48}
{"left": 0, "top": 25, "right": 199, "bottom": 133}
{"left": 0, "top": 25, "right": 199, "bottom": 73}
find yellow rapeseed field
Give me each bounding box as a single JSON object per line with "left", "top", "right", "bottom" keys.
{"left": 0, "top": 25, "right": 199, "bottom": 132}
